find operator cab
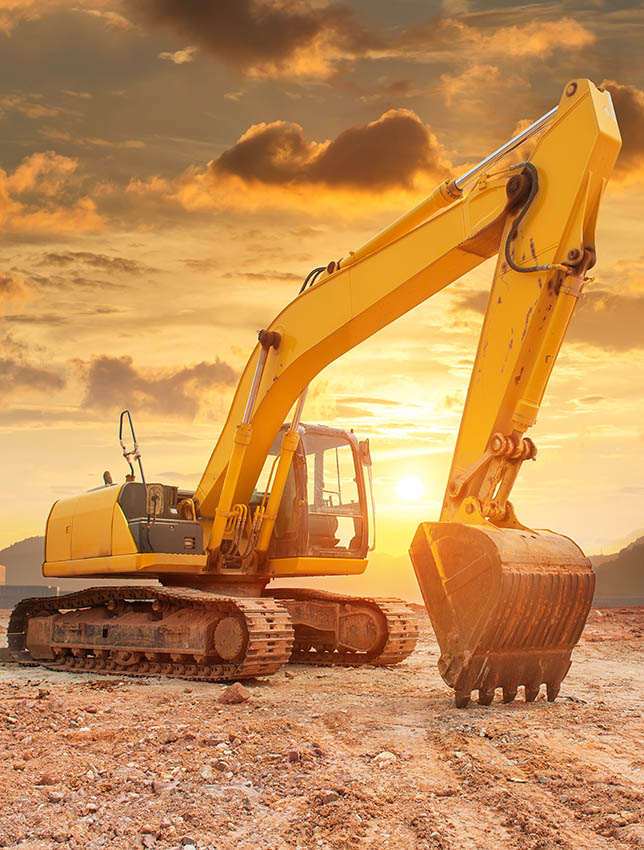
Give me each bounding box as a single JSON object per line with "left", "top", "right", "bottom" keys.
{"left": 252, "top": 423, "right": 373, "bottom": 560}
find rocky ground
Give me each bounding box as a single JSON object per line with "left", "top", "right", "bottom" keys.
{"left": 0, "top": 605, "right": 642, "bottom": 850}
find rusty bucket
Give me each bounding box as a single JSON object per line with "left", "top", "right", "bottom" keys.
{"left": 409, "top": 522, "right": 595, "bottom": 707}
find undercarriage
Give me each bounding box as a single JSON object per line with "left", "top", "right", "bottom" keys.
{"left": 8, "top": 586, "right": 419, "bottom": 680}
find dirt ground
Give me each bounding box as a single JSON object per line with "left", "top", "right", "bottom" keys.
{"left": 0, "top": 605, "right": 642, "bottom": 850}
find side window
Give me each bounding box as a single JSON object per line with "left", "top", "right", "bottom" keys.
{"left": 303, "top": 433, "right": 362, "bottom": 552}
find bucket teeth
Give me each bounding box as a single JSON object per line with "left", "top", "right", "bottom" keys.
{"left": 455, "top": 690, "right": 471, "bottom": 709}
{"left": 409, "top": 522, "right": 595, "bottom": 708}
{"left": 478, "top": 688, "right": 495, "bottom": 706}
{"left": 524, "top": 684, "right": 540, "bottom": 703}
{"left": 546, "top": 682, "right": 560, "bottom": 702}
{"left": 502, "top": 686, "right": 517, "bottom": 704}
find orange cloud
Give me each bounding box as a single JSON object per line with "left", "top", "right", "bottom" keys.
{"left": 0, "top": 270, "right": 30, "bottom": 311}
{"left": 0, "top": 151, "right": 104, "bottom": 235}
{"left": 0, "top": 0, "right": 118, "bottom": 35}
{"left": 126, "top": 109, "right": 452, "bottom": 214}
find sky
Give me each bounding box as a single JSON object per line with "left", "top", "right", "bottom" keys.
{"left": 1, "top": 0, "right": 644, "bottom": 590}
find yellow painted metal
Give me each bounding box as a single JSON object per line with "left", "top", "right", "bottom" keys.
{"left": 196, "top": 175, "right": 511, "bottom": 519}
{"left": 46, "top": 486, "right": 131, "bottom": 563}
{"left": 207, "top": 422, "right": 252, "bottom": 553}
{"left": 256, "top": 427, "right": 300, "bottom": 553}
{"left": 195, "top": 80, "right": 618, "bottom": 524}
{"left": 339, "top": 179, "right": 461, "bottom": 270}
{"left": 44, "top": 500, "right": 72, "bottom": 563}
{"left": 43, "top": 552, "right": 207, "bottom": 578}
{"left": 266, "top": 556, "right": 367, "bottom": 578}
{"left": 440, "top": 79, "right": 621, "bottom": 522}
{"left": 111, "top": 504, "right": 138, "bottom": 556}
{"left": 45, "top": 485, "right": 139, "bottom": 566}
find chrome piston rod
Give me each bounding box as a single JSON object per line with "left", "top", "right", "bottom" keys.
{"left": 454, "top": 106, "right": 558, "bottom": 191}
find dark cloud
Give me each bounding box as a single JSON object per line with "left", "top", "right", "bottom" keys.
{"left": 0, "top": 357, "right": 65, "bottom": 397}
{"left": 212, "top": 109, "right": 451, "bottom": 190}
{"left": 568, "top": 290, "right": 644, "bottom": 351}
{"left": 40, "top": 251, "right": 156, "bottom": 275}
{"left": 454, "top": 290, "right": 488, "bottom": 314}
{"left": 79, "top": 355, "right": 237, "bottom": 419}
{"left": 126, "top": 0, "right": 379, "bottom": 77}
{"left": 601, "top": 80, "right": 644, "bottom": 178}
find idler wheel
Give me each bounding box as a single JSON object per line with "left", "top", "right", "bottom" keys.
{"left": 214, "top": 616, "right": 246, "bottom": 662}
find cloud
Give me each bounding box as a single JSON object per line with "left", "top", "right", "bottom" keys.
{"left": 0, "top": 357, "right": 65, "bottom": 398}
{"left": 397, "top": 15, "right": 594, "bottom": 60}
{"left": 125, "top": 109, "right": 452, "bottom": 214}
{"left": 77, "top": 8, "right": 135, "bottom": 30}
{"left": 601, "top": 80, "right": 644, "bottom": 180}
{"left": 126, "top": 0, "right": 379, "bottom": 79}
{"left": 0, "top": 0, "right": 119, "bottom": 35}
{"left": 440, "top": 63, "right": 504, "bottom": 107}
{"left": 0, "top": 271, "right": 30, "bottom": 309}
{"left": 213, "top": 109, "right": 450, "bottom": 190}
{"left": 78, "top": 355, "right": 237, "bottom": 419}
{"left": 0, "top": 92, "right": 65, "bottom": 119}
{"left": 0, "top": 151, "right": 104, "bottom": 235}
{"left": 158, "top": 45, "right": 197, "bottom": 64}
{"left": 567, "top": 290, "right": 644, "bottom": 351}
{"left": 39, "top": 251, "right": 155, "bottom": 275}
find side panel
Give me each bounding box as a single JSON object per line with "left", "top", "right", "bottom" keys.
{"left": 44, "top": 500, "right": 72, "bottom": 563}
{"left": 70, "top": 486, "right": 123, "bottom": 560}
{"left": 267, "top": 556, "right": 367, "bottom": 578}
{"left": 43, "top": 552, "right": 207, "bottom": 577}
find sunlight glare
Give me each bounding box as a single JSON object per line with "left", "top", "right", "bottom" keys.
{"left": 396, "top": 475, "right": 425, "bottom": 503}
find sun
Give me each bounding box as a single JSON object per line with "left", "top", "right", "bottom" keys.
{"left": 396, "top": 475, "right": 425, "bottom": 503}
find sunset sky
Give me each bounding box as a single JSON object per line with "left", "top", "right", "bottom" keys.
{"left": 1, "top": 0, "right": 644, "bottom": 595}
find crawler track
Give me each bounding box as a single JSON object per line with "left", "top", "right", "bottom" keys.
{"left": 268, "top": 588, "right": 419, "bottom": 667}
{"left": 8, "top": 586, "right": 294, "bottom": 682}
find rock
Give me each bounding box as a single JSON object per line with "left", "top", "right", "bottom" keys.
{"left": 86, "top": 803, "right": 99, "bottom": 813}
{"left": 200, "top": 765, "right": 214, "bottom": 781}
{"left": 142, "top": 836, "right": 155, "bottom": 848}
{"left": 538, "top": 775, "right": 550, "bottom": 784}
{"left": 47, "top": 790, "right": 66, "bottom": 803}
{"left": 218, "top": 682, "right": 251, "bottom": 704}
{"left": 36, "top": 774, "right": 57, "bottom": 786}
{"left": 140, "top": 824, "right": 156, "bottom": 834}
{"left": 374, "top": 751, "right": 396, "bottom": 765}
{"left": 213, "top": 760, "right": 229, "bottom": 772}
{"left": 320, "top": 790, "right": 340, "bottom": 804}
{"left": 287, "top": 749, "right": 300, "bottom": 763}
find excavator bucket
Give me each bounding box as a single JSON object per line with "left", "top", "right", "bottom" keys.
{"left": 409, "top": 522, "right": 594, "bottom": 707}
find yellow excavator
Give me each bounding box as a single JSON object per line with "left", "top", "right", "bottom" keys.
{"left": 9, "top": 79, "right": 621, "bottom": 707}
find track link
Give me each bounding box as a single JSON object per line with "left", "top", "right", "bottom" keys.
{"left": 8, "top": 586, "right": 294, "bottom": 682}
{"left": 268, "top": 588, "right": 419, "bottom": 667}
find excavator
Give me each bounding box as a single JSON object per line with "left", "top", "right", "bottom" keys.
{"left": 9, "top": 79, "right": 621, "bottom": 707}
